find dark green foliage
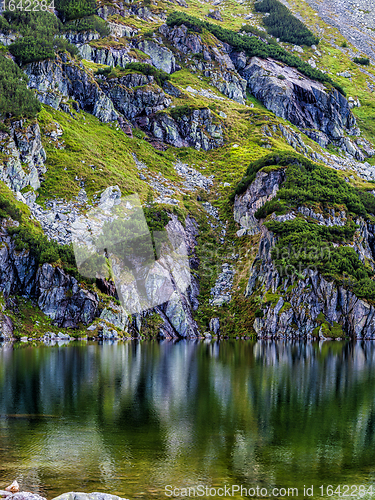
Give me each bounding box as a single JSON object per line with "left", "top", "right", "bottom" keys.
{"left": 254, "top": 0, "right": 319, "bottom": 46}
{"left": 7, "top": 10, "right": 78, "bottom": 63}
{"left": 96, "top": 66, "right": 112, "bottom": 76}
{"left": 54, "top": 37, "right": 79, "bottom": 57}
{"left": 9, "top": 35, "right": 55, "bottom": 64}
{"left": 4, "top": 10, "right": 61, "bottom": 36}
{"left": 167, "top": 12, "right": 344, "bottom": 94}
{"left": 124, "top": 62, "right": 170, "bottom": 87}
{"left": 55, "top": 0, "right": 96, "bottom": 22}
{"left": 143, "top": 206, "right": 170, "bottom": 231}
{"left": 0, "top": 15, "right": 10, "bottom": 32}
{"left": 241, "top": 24, "right": 269, "bottom": 38}
{"left": 62, "top": 15, "right": 110, "bottom": 37}
{"left": 0, "top": 54, "right": 41, "bottom": 118}
{"left": 267, "top": 218, "right": 375, "bottom": 301}
{"left": 255, "top": 308, "right": 264, "bottom": 318}
{"left": 234, "top": 151, "right": 375, "bottom": 219}
{"left": 353, "top": 57, "right": 370, "bottom": 66}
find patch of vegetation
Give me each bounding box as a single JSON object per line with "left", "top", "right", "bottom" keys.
{"left": 62, "top": 15, "right": 110, "bottom": 37}
{"left": 5, "top": 11, "right": 78, "bottom": 63}
{"left": 312, "top": 313, "right": 344, "bottom": 338}
{"left": 0, "top": 54, "right": 41, "bottom": 119}
{"left": 254, "top": 0, "right": 319, "bottom": 46}
{"left": 166, "top": 12, "right": 344, "bottom": 94}
{"left": 96, "top": 62, "right": 170, "bottom": 87}
{"left": 55, "top": 0, "right": 96, "bottom": 22}
{"left": 353, "top": 57, "right": 370, "bottom": 66}
{"left": 123, "top": 62, "right": 170, "bottom": 87}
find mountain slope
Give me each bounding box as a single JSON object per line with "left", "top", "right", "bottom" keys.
{"left": 1, "top": 0, "right": 375, "bottom": 339}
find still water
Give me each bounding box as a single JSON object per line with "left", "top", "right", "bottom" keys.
{"left": 1, "top": 340, "right": 375, "bottom": 499}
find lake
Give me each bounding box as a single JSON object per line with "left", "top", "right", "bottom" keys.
{"left": 1, "top": 340, "right": 375, "bottom": 499}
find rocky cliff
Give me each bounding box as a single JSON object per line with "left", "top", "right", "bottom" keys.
{"left": 2, "top": 0, "right": 375, "bottom": 340}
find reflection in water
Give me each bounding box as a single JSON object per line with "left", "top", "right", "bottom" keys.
{"left": 0, "top": 341, "right": 375, "bottom": 499}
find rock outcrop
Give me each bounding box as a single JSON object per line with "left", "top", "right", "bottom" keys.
{"left": 0, "top": 121, "right": 46, "bottom": 192}
{"left": 148, "top": 108, "right": 224, "bottom": 150}
{"left": 234, "top": 169, "right": 285, "bottom": 235}
{"left": 247, "top": 224, "right": 375, "bottom": 338}
{"left": 159, "top": 24, "right": 247, "bottom": 104}
{"left": 237, "top": 168, "right": 375, "bottom": 338}
{"left": 236, "top": 56, "right": 364, "bottom": 155}
{"left": 0, "top": 230, "right": 99, "bottom": 328}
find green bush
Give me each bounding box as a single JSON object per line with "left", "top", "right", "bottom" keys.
{"left": 123, "top": 62, "right": 170, "bottom": 86}
{"left": 54, "top": 37, "right": 79, "bottom": 57}
{"left": 0, "top": 15, "right": 10, "bottom": 32}
{"left": 55, "top": 0, "right": 96, "bottom": 22}
{"left": 62, "top": 15, "right": 110, "bottom": 37}
{"left": 9, "top": 35, "right": 55, "bottom": 64}
{"left": 254, "top": 0, "right": 319, "bottom": 46}
{"left": 0, "top": 54, "right": 41, "bottom": 118}
{"left": 353, "top": 57, "right": 370, "bottom": 66}
{"left": 166, "top": 12, "right": 344, "bottom": 94}
{"left": 4, "top": 10, "right": 61, "bottom": 36}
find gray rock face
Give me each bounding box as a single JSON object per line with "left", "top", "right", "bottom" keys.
{"left": 149, "top": 108, "right": 224, "bottom": 150}
{"left": 234, "top": 169, "right": 285, "bottom": 235}
{"left": 0, "top": 120, "right": 46, "bottom": 192}
{"left": 239, "top": 56, "right": 359, "bottom": 150}
{"left": 136, "top": 39, "right": 176, "bottom": 74}
{"left": 159, "top": 24, "right": 247, "bottom": 104}
{"left": 0, "top": 231, "right": 99, "bottom": 329}
{"left": 0, "top": 312, "right": 14, "bottom": 340}
{"left": 248, "top": 226, "right": 375, "bottom": 338}
{"left": 99, "top": 78, "right": 171, "bottom": 120}
{"left": 78, "top": 44, "right": 146, "bottom": 67}
{"left": 24, "top": 56, "right": 223, "bottom": 150}
{"left": 24, "top": 57, "right": 119, "bottom": 122}
{"left": 62, "top": 31, "right": 100, "bottom": 45}
{"left": 36, "top": 264, "right": 98, "bottom": 328}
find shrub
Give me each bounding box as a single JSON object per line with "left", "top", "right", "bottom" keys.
{"left": 0, "top": 15, "right": 10, "bottom": 33}
{"left": 55, "top": 0, "right": 96, "bottom": 21}
{"left": 166, "top": 12, "right": 344, "bottom": 94}
{"left": 62, "top": 15, "right": 110, "bottom": 37}
{"left": 123, "top": 62, "right": 170, "bottom": 86}
{"left": 0, "top": 54, "right": 41, "bottom": 118}
{"left": 54, "top": 37, "right": 79, "bottom": 57}
{"left": 254, "top": 0, "right": 319, "bottom": 46}
{"left": 233, "top": 151, "right": 375, "bottom": 303}
{"left": 9, "top": 35, "right": 55, "bottom": 64}
{"left": 353, "top": 57, "right": 370, "bottom": 66}
{"left": 4, "top": 10, "right": 61, "bottom": 36}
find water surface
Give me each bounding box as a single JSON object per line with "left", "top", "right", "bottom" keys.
{"left": 1, "top": 340, "right": 375, "bottom": 499}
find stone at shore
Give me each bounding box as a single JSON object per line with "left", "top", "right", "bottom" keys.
{"left": 52, "top": 493, "right": 129, "bottom": 500}
{"left": 1, "top": 494, "right": 46, "bottom": 500}
{"left": 1, "top": 492, "right": 129, "bottom": 500}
